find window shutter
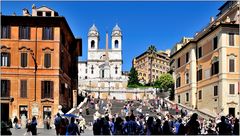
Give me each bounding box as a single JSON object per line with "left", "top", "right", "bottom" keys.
{"left": 25, "top": 53, "right": 27, "bottom": 67}
{"left": 27, "top": 27, "right": 30, "bottom": 39}
{"left": 7, "top": 80, "right": 10, "bottom": 97}
{"left": 44, "top": 54, "right": 47, "bottom": 68}
{"left": 229, "top": 59, "right": 234, "bottom": 72}
{"left": 50, "top": 27, "right": 53, "bottom": 40}
{"left": 48, "top": 54, "right": 51, "bottom": 68}
{"left": 50, "top": 81, "right": 54, "bottom": 99}
{"left": 41, "top": 81, "right": 44, "bottom": 99}
{"left": 7, "top": 53, "right": 10, "bottom": 66}
{"left": 8, "top": 26, "right": 11, "bottom": 38}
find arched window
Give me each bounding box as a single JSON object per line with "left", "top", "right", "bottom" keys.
{"left": 114, "top": 40, "right": 119, "bottom": 48}
{"left": 115, "top": 65, "right": 118, "bottom": 74}
{"left": 91, "top": 40, "right": 95, "bottom": 48}
{"left": 91, "top": 65, "right": 94, "bottom": 74}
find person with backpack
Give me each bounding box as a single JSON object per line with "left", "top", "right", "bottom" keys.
{"left": 30, "top": 116, "right": 37, "bottom": 135}
{"left": 216, "top": 116, "right": 232, "bottom": 135}
{"left": 185, "top": 113, "right": 200, "bottom": 135}
{"left": 66, "top": 117, "right": 80, "bottom": 135}
{"left": 54, "top": 113, "right": 62, "bottom": 135}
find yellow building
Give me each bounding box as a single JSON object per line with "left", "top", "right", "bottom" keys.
{"left": 170, "top": 1, "right": 240, "bottom": 117}
{"left": 133, "top": 49, "right": 170, "bottom": 84}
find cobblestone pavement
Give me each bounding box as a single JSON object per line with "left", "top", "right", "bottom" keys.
{"left": 10, "top": 126, "right": 93, "bottom": 136}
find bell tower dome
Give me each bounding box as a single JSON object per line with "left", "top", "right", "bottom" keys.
{"left": 88, "top": 24, "right": 99, "bottom": 51}
{"left": 111, "top": 24, "right": 122, "bottom": 50}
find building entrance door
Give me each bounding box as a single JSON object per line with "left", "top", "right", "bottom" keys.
{"left": 19, "top": 106, "right": 28, "bottom": 119}
{"left": 43, "top": 106, "right": 52, "bottom": 119}
{"left": 229, "top": 108, "right": 235, "bottom": 117}
{"left": 1, "top": 103, "right": 9, "bottom": 122}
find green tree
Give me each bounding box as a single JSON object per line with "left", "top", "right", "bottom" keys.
{"left": 154, "top": 73, "right": 175, "bottom": 100}
{"left": 127, "top": 67, "right": 140, "bottom": 88}
{"left": 147, "top": 45, "right": 157, "bottom": 85}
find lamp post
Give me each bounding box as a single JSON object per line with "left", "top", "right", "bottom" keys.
{"left": 30, "top": 51, "right": 37, "bottom": 101}
{"left": 195, "top": 92, "right": 198, "bottom": 109}
{"left": 108, "top": 81, "right": 110, "bottom": 96}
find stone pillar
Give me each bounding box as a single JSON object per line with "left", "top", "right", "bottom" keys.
{"left": 189, "top": 45, "right": 197, "bottom": 109}
{"left": 73, "top": 90, "right": 77, "bottom": 108}
{"left": 219, "top": 33, "right": 228, "bottom": 115}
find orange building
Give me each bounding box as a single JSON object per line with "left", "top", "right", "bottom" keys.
{"left": 0, "top": 5, "right": 82, "bottom": 127}
{"left": 170, "top": 1, "right": 239, "bottom": 117}
{"left": 133, "top": 49, "right": 170, "bottom": 84}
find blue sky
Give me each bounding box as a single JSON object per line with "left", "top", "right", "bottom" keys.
{"left": 2, "top": 1, "right": 224, "bottom": 71}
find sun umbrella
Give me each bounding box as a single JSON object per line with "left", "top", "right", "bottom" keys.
{"left": 62, "top": 114, "right": 78, "bottom": 118}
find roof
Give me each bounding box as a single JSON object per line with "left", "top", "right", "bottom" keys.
{"left": 113, "top": 24, "right": 121, "bottom": 31}
{"left": 135, "top": 50, "right": 170, "bottom": 61}
{"left": 1, "top": 15, "right": 74, "bottom": 39}
{"left": 89, "top": 24, "right": 98, "bottom": 32}
{"left": 170, "top": 23, "right": 239, "bottom": 58}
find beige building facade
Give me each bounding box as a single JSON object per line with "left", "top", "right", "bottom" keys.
{"left": 170, "top": 1, "right": 240, "bottom": 117}
{"left": 133, "top": 49, "right": 170, "bottom": 84}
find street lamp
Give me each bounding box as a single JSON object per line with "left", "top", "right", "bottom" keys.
{"left": 195, "top": 92, "right": 198, "bottom": 109}
{"left": 108, "top": 81, "right": 110, "bottom": 96}
{"left": 30, "top": 51, "right": 38, "bottom": 101}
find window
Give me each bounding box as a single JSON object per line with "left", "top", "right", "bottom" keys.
{"left": 1, "top": 80, "right": 10, "bottom": 97}
{"left": 20, "top": 80, "right": 27, "bottom": 98}
{"left": 61, "top": 83, "right": 65, "bottom": 94}
{"left": 115, "top": 66, "right": 118, "bottom": 74}
{"left": 185, "top": 72, "right": 189, "bottom": 84}
{"left": 198, "top": 47, "right": 202, "bottom": 58}
{"left": 176, "top": 76, "right": 181, "bottom": 88}
{"left": 41, "top": 81, "right": 53, "bottom": 99}
{"left": 229, "top": 59, "right": 235, "bottom": 72}
{"left": 199, "top": 90, "right": 202, "bottom": 100}
{"left": 46, "top": 12, "right": 51, "bottom": 17}
{"left": 60, "top": 53, "right": 64, "bottom": 70}
{"left": 186, "top": 52, "right": 189, "bottom": 63}
{"left": 178, "top": 95, "right": 180, "bottom": 103}
{"left": 21, "top": 53, "right": 28, "bottom": 67}
{"left": 85, "top": 69, "right": 87, "bottom": 74}
{"left": 91, "top": 40, "right": 95, "bottom": 48}
{"left": 1, "top": 52, "right": 10, "bottom": 66}
{"left": 1, "top": 25, "right": 11, "bottom": 39}
{"left": 115, "top": 40, "right": 119, "bottom": 48}
{"left": 214, "top": 86, "right": 218, "bottom": 96}
{"left": 177, "top": 58, "right": 180, "bottom": 68}
{"left": 229, "top": 33, "right": 234, "bottom": 46}
{"left": 186, "top": 93, "right": 189, "bottom": 102}
{"left": 42, "top": 27, "right": 54, "bottom": 40}
{"left": 44, "top": 53, "right": 51, "bottom": 68}
{"left": 211, "top": 61, "right": 219, "bottom": 76}
{"left": 229, "top": 84, "right": 235, "bottom": 94}
{"left": 197, "top": 69, "right": 202, "bottom": 81}
{"left": 37, "top": 11, "right": 43, "bottom": 16}
{"left": 19, "top": 26, "right": 30, "bottom": 39}
{"left": 91, "top": 65, "right": 94, "bottom": 74}
{"left": 213, "top": 36, "right": 218, "bottom": 50}
{"left": 60, "top": 30, "right": 66, "bottom": 46}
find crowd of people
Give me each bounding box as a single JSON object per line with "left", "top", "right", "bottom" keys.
{"left": 1, "top": 94, "right": 239, "bottom": 136}
{"left": 54, "top": 113, "right": 86, "bottom": 135}
{"left": 90, "top": 96, "right": 239, "bottom": 135}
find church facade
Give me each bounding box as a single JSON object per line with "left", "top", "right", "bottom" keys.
{"left": 78, "top": 24, "right": 128, "bottom": 99}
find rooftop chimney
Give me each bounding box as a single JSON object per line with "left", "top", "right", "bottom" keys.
{"left": 23, "top": 8, "right": 31, "bottom": 16}
{"left": 12, "top": 12, "right": 16, "bottom": 16}
{"left": 210, "top": 16, "right": 215, "bottom": 23}
{"left": 225, "top": 16, "right": 231, "bottom": 23}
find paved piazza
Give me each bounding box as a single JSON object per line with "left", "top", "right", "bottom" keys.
{"left": 10, "top": 127, "right": 93, "bottom": 136}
